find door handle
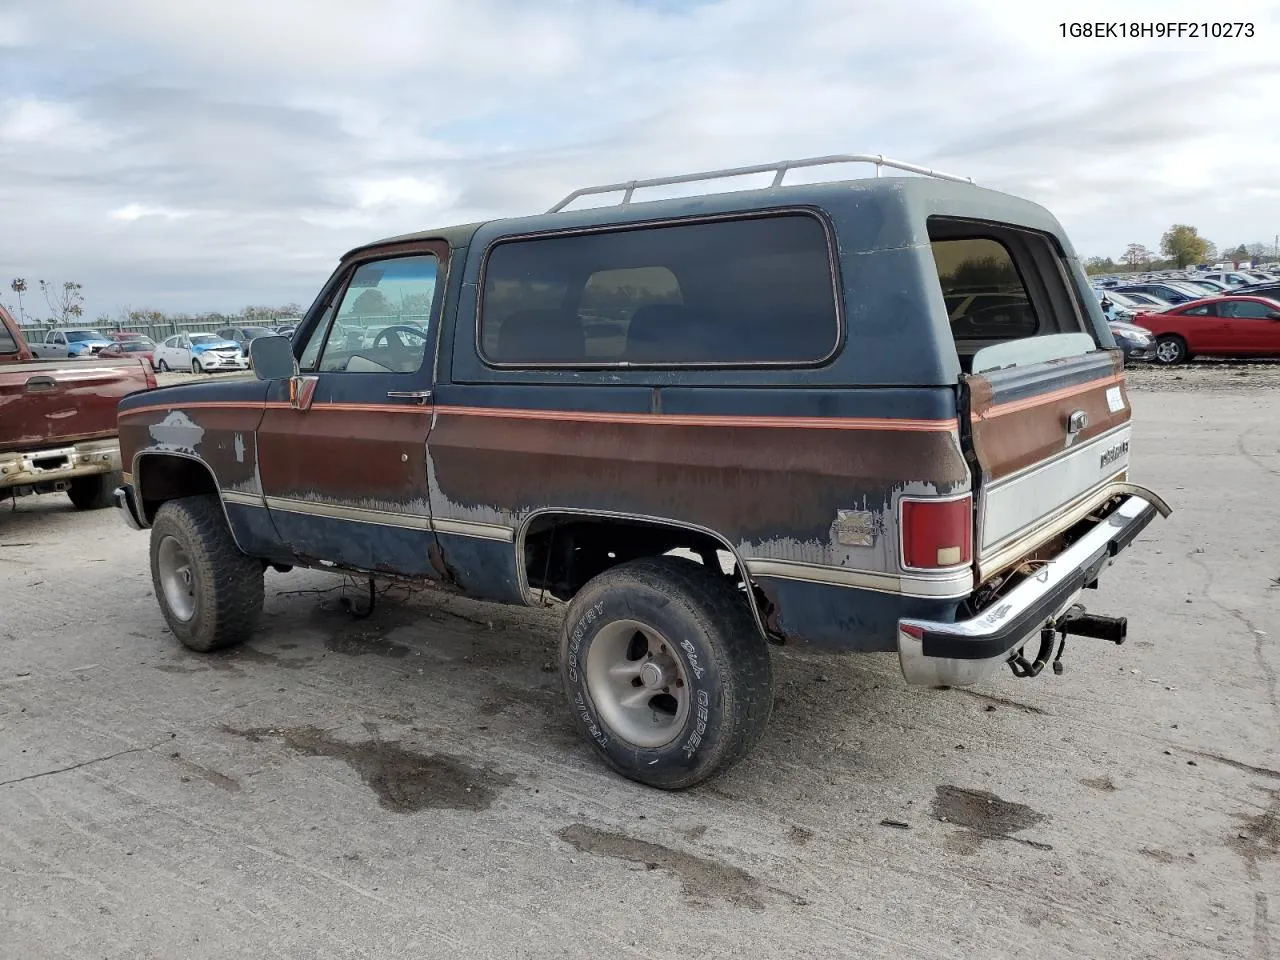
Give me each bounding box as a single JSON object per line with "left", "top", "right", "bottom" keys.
{"left": 386, "top": 390, "right": 432, "bottom": 405}
{"left": 25, "top": 375, "right": 57, "bottom": 392}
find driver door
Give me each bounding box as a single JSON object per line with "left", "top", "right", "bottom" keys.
{"left": 255, "top": 243, "right": 446, "bottom": 578}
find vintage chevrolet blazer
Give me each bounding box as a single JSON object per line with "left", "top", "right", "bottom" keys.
{"left": 114, "top": 155, "right": 1170, "bottom": 789}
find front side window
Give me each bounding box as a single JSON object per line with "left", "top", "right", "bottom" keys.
{"left": 0, "top": 324, "right": 17, "bottom": 354}
{"left": 1223, "top": 300, "right": 1272, "bottom": 319}
{"left": 478, "top": 213, "right": 839, "bottom": 366}
{"left": 300, "top": 254, "right": 439, "bottom": 374}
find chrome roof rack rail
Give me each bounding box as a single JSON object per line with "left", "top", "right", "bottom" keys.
{"left": 547, "top": 153, "right": 974, "bottom": 213}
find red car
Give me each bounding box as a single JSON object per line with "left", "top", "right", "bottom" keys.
{"left": 100, "top": 337, "right": 156, "bottom": 367}
{"left": 1136, "top": 295, "right": 1280, "bottom": 364}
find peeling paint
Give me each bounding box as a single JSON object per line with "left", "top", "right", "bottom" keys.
{"left": 148, "top": 411, "right": 205, "bottom": 454}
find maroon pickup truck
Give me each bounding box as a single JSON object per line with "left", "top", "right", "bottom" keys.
{"left": 1, "top": 305, "right": 156, "bottom": 508}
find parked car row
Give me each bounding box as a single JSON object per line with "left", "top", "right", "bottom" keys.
{"left": 19, "top": 322, "right": 306, "bottom": 375}
{"left": 1087, "top": 265, "right": 1280, "bottom": 365}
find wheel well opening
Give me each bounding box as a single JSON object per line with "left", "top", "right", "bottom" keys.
{"left": 521, "top": 513, "right": 777, "bottom": 639}
{"left": 137, "top": 456, "right": 218, "bottom": 523}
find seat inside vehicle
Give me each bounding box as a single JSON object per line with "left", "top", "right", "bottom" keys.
{"left": 492, "top": 309, "right": 586, "bottom": 363}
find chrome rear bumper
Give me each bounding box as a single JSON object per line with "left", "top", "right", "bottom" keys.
{"left": 897, "top": 490, "right": 1169, "bottom": 687}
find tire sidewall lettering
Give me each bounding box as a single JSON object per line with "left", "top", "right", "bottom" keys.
{"left": 564, "top": 589, "right": 720, "bottom": 770}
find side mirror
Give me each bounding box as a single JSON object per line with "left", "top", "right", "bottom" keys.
{"left": 250, "top": 335, "right": 298, "bottom": 381}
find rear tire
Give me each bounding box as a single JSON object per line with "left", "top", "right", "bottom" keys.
{"left": 560, "top": 555, "right": 772, "bottom": 790}
{"left": 149, "top": 495, "right": 263, "bottom": 652}
{"left": 67, "top": 470, "right": 121, "bottom": 510}
{"left": 157, "top": 360, "right": 169, "bottom": 372}
{"left": 1154, "top": 335, "right": 1188, "bottom": 365}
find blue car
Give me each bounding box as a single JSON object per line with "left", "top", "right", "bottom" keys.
{"left": 36, "top": 328, "right": 115, "bottom": 359}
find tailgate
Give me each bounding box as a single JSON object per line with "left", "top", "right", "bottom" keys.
{"left": 0, "top": 359, "right": 150, "bottom": 452}
{"left": 963, "top": 349, "right": 1131, "bottom": 581}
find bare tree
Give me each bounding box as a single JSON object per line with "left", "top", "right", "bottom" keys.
{"left": 1121, "top": 243, "right": 1154, "bottom": 271}
{"left": 39, "top": 280, "right": 85, "bottom": 325}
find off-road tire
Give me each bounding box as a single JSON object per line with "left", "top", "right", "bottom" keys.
{"left": 1154, "top": 335, "right": 1188, "bottom": 365}
{"left": 560, "top": 555, "right": 773, "bottom": 790}
{"left": 67, "top": 470, "right": 121, "bottom": 510}
{"left": 149, "top": 495, "right": 263, "bottom": 652}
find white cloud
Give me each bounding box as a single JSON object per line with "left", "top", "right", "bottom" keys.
{"left": 109, "top": 203, "right": 192, "bottom": 222}
{"left": 1, "top": 0, "right": 1279, "bottom": 317}
{"left": 0, "top": 99, "right": 95, "bottom": 146}
{"left": 0, "top": 9, "right": 30, "bottom": 46}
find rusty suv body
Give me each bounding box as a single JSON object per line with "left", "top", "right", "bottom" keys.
{"left": 113, "top": 156, "right": 1169, "bottom": 789}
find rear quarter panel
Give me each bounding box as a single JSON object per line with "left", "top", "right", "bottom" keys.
{"left": 1136, "top": 311, "right": 1205, "bottom": 347}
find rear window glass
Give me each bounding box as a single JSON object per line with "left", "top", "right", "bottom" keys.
{"left": 479, "top": 213, "right": 839, "bottom": 365}
{"left": 930, "top": 237, "right": 1040, "bottom": 343}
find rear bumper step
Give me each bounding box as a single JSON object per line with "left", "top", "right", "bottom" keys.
{"left": 897, "top": 491, "right": 1165, "bottom": 686}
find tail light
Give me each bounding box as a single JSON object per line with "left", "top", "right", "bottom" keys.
{"left": 143, "top": 359, "right": 158, "bottom": 390}
{"left": 900, "top": 494, "right": 973, "bottom": 570}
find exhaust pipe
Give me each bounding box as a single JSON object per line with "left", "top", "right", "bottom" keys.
{"left": 1060, "top": 613, "right": 1128, "bottom": 645}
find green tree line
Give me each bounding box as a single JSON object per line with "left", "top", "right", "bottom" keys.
{"left": 1084, "top": 225, "right": 1279, "bottom": 275}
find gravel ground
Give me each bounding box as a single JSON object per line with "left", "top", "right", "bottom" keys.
{"left": 2, "top": 383, "right": 1278, "bottom": 959}
{"left": 1124, "top": 358, "right": 1280, "bottom": 392}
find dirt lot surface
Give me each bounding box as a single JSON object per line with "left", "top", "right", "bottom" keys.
{"left": 3, "top": 374, "right": 1278, "bottom": 959}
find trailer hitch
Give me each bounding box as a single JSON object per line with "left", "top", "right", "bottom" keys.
{"left": 1007, "top": 606, "right": 1128, "bottom": 678}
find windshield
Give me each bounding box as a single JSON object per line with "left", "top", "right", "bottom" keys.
{"left": 65, "top": 330, "right": 104, "bottom": 342}
{"left": 189, "top": 334, "right": 222, "bottom": 344}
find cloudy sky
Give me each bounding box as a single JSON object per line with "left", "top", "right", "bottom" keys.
{"left": 2, "top": 0, "right": 1278, "bottom": 321}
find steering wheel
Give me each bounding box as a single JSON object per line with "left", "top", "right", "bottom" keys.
{"left": 372, "top": 325, "right": 428, "bottom": 351}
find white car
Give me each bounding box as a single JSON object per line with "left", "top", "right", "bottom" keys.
{"left": 153, "top": 332, "right": 250, "bottom": 374}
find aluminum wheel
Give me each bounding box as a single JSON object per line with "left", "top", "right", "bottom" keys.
{"left": 156, "top": 534, "right": 197, "bottom": 622}
{"left": 584, "top": 619, "right": 691, "bottom": 748}
{"left": 1155, "top": 338, "right": 1184, "bottom": 364}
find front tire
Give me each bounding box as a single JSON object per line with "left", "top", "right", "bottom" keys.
{"left": 149, "top": 495, "right": 264, "bottom": 652}
{"left": 191, "top": 359, "right": 203, "bottom": 374}
{"left": 560, "top": 556, "right": 772, "bottom": 790}
{"left": 67, "top": 470, "right": 121, "bottom": 510}
{"left": 1154, "top": 335, "right": 1188, "bottom": 365}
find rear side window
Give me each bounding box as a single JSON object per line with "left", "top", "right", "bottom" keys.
{"left": 479, "top": 213, "right": 840, "bottom": 366}
{"left": 930, "top": 237, "right": 1040, "bottom": 342}
{"left": 928, "top": 218, "right": 1095, "bottom": 371}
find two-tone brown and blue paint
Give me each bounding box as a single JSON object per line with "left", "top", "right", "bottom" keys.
{"left": 116, "top": 174, "right": 1123, "bottom": 654}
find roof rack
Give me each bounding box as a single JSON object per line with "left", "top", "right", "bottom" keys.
{"left": 547, "top": 153, "right": 974, "bottom": 213}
